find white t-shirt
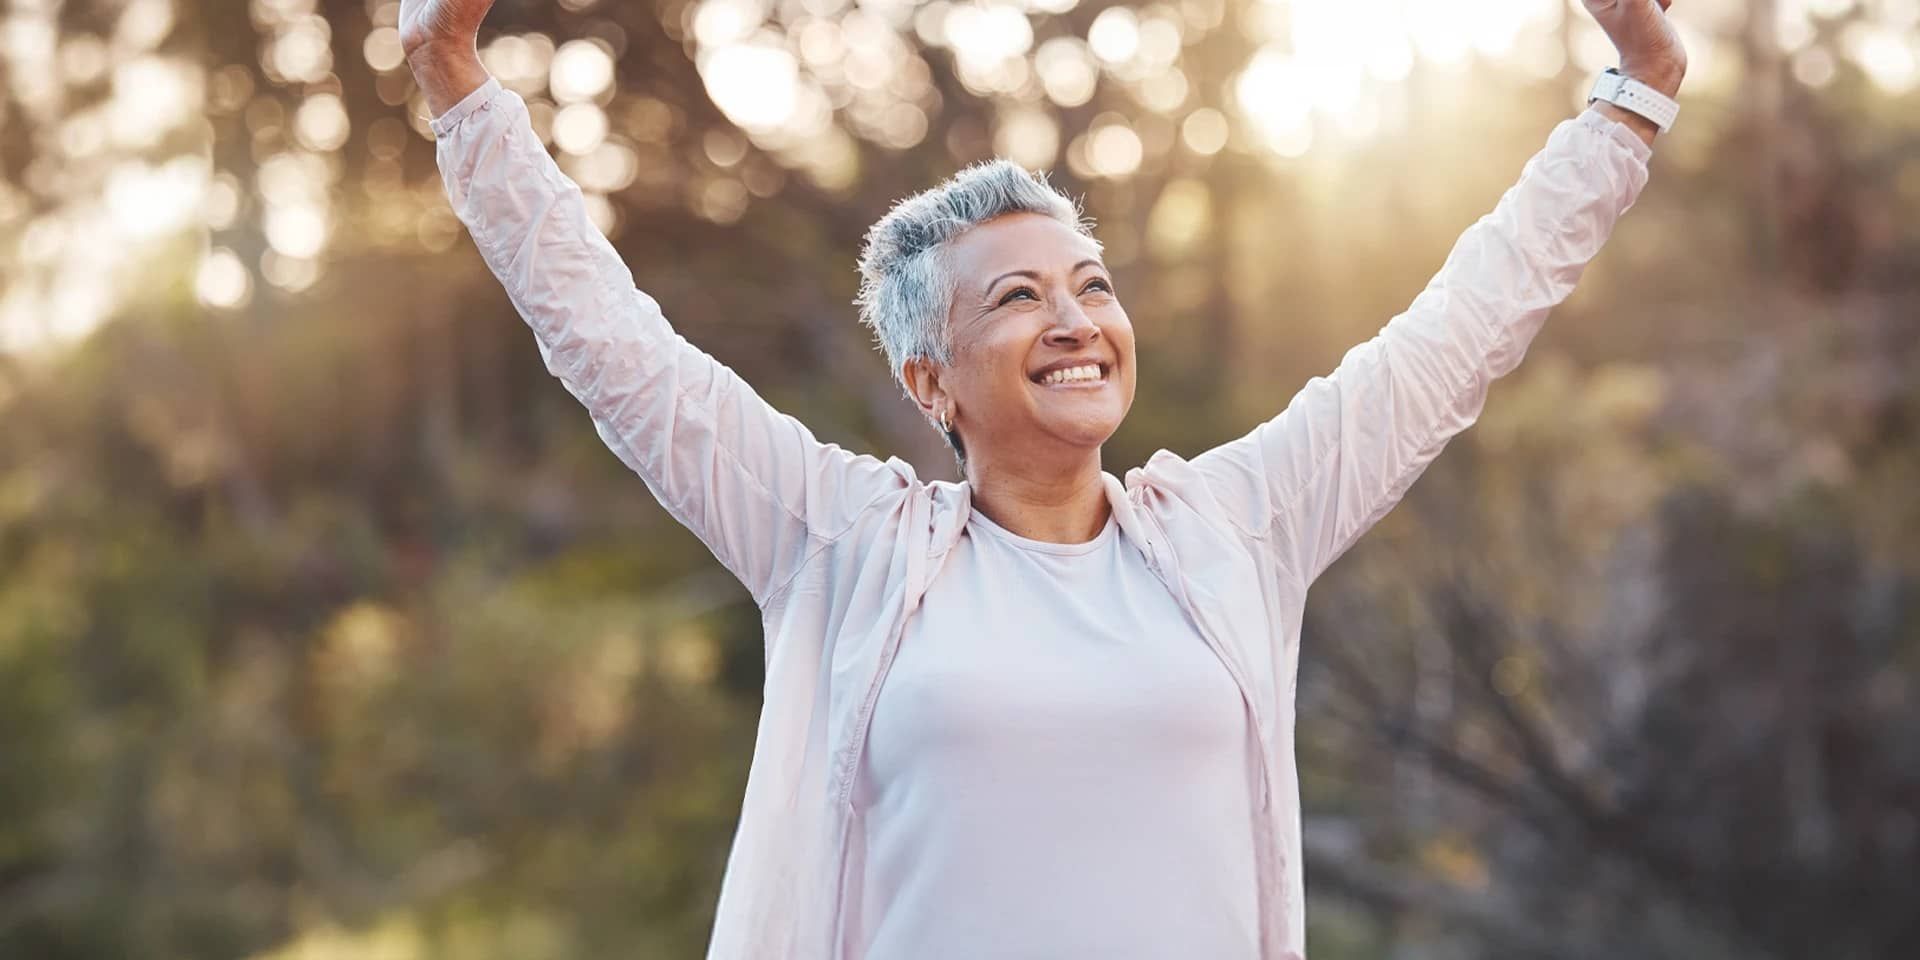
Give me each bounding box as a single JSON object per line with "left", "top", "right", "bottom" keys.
{"left": 849, "top": 508, "right": 1262, "bottom": 959}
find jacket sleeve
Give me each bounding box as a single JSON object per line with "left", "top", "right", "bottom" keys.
{"left": 1186, "top": 109, "right": 1654, "bottom": 585}
{"left": 432, "top": 78, "right": 901, "bottom": 605}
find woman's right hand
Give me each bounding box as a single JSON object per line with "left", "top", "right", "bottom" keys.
{"left": 400, "top": 0, "right": 498, "bottom": 115}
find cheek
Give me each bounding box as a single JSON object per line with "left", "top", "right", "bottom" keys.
{"left": 1106, "top": 314, "right": 1139, "bottom": 395}
{"left": 948, "top": 332, "right": 1028, "bottom": 406}
{"left": 1103, "top": 311, "right": 1137, "bottom": 358}
{"left": 975, "top": 327, "right": 1036, "bottom": 380}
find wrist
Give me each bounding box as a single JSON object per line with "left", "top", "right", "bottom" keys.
{"left": 1590, "top": 102, "right": 1660, "bottom": 148}
{"left": 408, "top": 39, "right": 489, "bottom": 118}
{"left": 1619, "top": 60, "right": 1685, "bottom": 99}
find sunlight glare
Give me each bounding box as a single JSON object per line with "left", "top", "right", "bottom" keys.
{"left": 945, "top": 3, "right": 1035, "bottom": 68}
{"left": 693, "top": 0, "right": 763, "bottom": 47}
{"left": 105, "top": 157, "right": 207, "bottom": 240}
{"left": 1288, "top": 1, "right": 1371, "bottom": 114}
{"left": 1845, "top": 22, "right": 1920, "bottom": 93}
{"left": 701, "top": 42, "right": 801, "bottom": 131}
{"left": 1366, "top": 32, "right": 1416, "bottom": 83}
{"left": 1404, "top": 2, "right": 1474, "bottom": 68}
{"left": 110, "top": 56, "right": 201, "bottom": 148}
{"left": 1235, "top": 47, "right": 1313, "bottom": 152}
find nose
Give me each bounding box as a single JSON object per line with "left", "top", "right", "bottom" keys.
{"left": 1043, "top": 298, "right": 1100, "bottom": 347}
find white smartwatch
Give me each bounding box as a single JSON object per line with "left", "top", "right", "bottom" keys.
{"left": 1588, "top": 68, "right": 1681, "bottom": 135}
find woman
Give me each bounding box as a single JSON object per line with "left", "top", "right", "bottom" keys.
{"left": 401, "top": 1, "right": 1687, "bottom": 956}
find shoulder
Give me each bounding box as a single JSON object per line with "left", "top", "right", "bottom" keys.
{"left": 1127, "top": 448, "right": 1274, "bottom": 541}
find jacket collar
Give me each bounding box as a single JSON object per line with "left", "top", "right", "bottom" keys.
{"left": 927, "top": 472, "right": 1163, "bottom": 575}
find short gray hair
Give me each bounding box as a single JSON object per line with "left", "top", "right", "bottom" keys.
{"left": 854, "top": 158, "right": 1098, "bottom": 388}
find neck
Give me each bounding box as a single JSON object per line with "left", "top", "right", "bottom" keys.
{"left": 964, "top": 446, "right": 1110, "bottom": 544}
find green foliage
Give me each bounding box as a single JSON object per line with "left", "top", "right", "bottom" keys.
{"left": 2, "top": 0, "right": 1918, "bottom": 957}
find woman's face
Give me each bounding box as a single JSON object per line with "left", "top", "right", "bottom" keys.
{"left": 920, "top": 212, "right": 1137, "bottom": 466}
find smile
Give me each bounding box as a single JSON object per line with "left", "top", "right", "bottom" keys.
{"left": 1033, "top": 363, "right": 1107, "bottom": 386}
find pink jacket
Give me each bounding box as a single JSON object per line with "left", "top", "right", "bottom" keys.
{"left": 432, "top": 78, "right": 1653, "bottom": 959}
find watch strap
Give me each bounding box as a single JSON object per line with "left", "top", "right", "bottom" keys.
{"left": 1588, "top": 68, "right": 1681, "bottom": 134}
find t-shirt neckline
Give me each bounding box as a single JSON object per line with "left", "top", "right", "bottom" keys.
{"left": 966, "top": 507, "right": 1118, "bottom": 557}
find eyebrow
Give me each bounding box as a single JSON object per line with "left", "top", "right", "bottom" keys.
{"left": 982, "top": 259, "right": 1107, "bottom": 298}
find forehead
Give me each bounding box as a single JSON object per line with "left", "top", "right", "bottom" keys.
{"left": 945, "top": 212, "right": 1101, "bottom": 281}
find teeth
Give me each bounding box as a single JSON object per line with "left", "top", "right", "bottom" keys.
{"left": 1041, "top": 364, "right": 1103, "bottom": 385}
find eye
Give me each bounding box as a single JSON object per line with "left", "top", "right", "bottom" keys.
{"left": 998, "top": 286, "right": 1038, "bottom": 306}
{"left": 1082, "top": 277, "right": 1113, "bottom": 295}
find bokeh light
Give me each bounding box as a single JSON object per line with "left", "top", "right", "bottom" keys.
{"left": 483, "top": 33, "right": 558, "bottom": 96}
{"left": 264, "top": 203, "right": 329, "bottom": 259}
{"left": 570, "top": 140, "right": 639, "bottom": 192}
{"left": 0, "top": 0, "right": 1914, "bottom": 359}
{"left": 115, "top": 0, "right": 175, "bottom": 52}
{"left": 701, "top": 42, "right": 804, "bottom": 131}
{"left": 1844, "top": 21, "right": 1920, "bottom": 93}
{"left": 110, "top": 56, "right": 202, "bottom": 147}
{"left": 553, "top": 102, "right": 609, "bottom": 155}
{"left": 1035, "top": 37, "right": 1099, "bottom": 107}
{"left": 1180, "top": 107, "right": 1229, "bottom": 155}
{"left": 195, "top": 247, "right": 253, "bottom": 309}
{"left": 260, "top": 249, "right": 320, "bottom": 292}
{"left": 105, "top": 157, "right": 208, "bottom": 239}
{"left": 294, "top": 93, "right": 351, "bottom": 151}
{"left": 551, "top": 39, "right": 616, "bottom": 103}
{"left": 1145, "top": 177, "right": 1210, "bottom": 259}
{"left": 1087, "top": 118, "right": 1143, "bottom": 177}
{"left": 995, "top": 105, "right": 1062, "bottom": 169}
{"left": 363, "top": 27, "right": 405, "bottom": 73}
{"left": 1, "top": 6, "right": 1919, "bottom": 960}
{"left": 60, "top": 34, "right": 109, "bottom": 84}
{"left": 267, "top": 16, "right": 333, "bottom": 83}
{"left": 1088, "top": 7, "right": 1140, "bottom": 64}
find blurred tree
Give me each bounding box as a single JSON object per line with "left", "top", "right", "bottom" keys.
{"left": 1, "top": 0, "right": 1917, "bottom": 958}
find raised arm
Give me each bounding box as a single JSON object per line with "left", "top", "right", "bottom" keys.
{"left": 404, "top": 0, "right": 901, "bottom": 605}
{"left": 1185, "top": 0, "right": 1686, "bottom": 585}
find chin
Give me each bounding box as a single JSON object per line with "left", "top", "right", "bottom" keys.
{"left": 1040, "top": 409, "right": 1127, "bottom": 449}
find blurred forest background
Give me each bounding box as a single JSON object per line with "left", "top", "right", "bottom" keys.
{"left": 3, "top": 0, "right": 1918, "bottom": 957}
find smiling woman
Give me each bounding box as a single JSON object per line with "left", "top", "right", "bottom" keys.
{"left": 401, "top": 0, "right": 1685, "bottom": 954}
{"left": 851, "top": 162, "right": 1137, "bottom": 503}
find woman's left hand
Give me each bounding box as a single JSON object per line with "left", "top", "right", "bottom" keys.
{"left": 1581, "top": 0, "right": 1688, "bottom": 97}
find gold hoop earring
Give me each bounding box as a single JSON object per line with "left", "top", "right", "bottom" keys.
{"left": 938, "top": 409, "right": 952, "bottom": 433}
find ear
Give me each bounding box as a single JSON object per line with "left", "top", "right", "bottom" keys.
{"left": 901, "top": 356, "right": 952, "bottom": 425}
